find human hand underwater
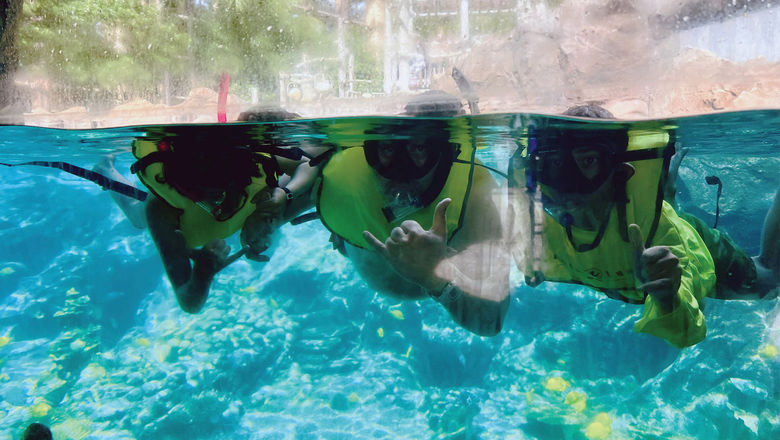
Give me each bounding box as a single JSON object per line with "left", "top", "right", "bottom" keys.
{"left": 363, "top": 198, "right": 451, "bottom": 290}
{"left": 191, "top": 239, "right": 246, "bottom": 277}
{"left": 239, "top": 186, "right": 289, "bottom": 262}
{"left": 252, "top": 186, "right": 287, "bottom": 220}
{"left": 241, "top": 206, "right": 281, "bottom": 263}
{"left": 629, "top": 224, "right": 682, "bottom": 311}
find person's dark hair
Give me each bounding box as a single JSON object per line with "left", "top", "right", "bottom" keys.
{"left": 562, "top": 104, "right": 615, "bottom": 119}
{"left": 23, "top": 423, "right": 53, "bottom": 440}
{"left": 403, "top": 90, "right": 465, "bottom": 117}
{"left": 160, "top": 139, "right": 265, "bottom": 201}
{"left": 237, "top": 106, "right": 300, "bottom": 122}
{"left": 157, "top": 106, "right": 301, "bottom": 199}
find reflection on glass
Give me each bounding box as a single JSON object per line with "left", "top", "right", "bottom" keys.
{"left": 2, "top": 2, "right": 780, "bottom": 439}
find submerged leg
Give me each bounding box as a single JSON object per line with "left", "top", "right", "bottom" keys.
{"left": 680, "top": 211, "right": 776, "bottom": 300}
{"left": 93, "top": 155, "right": 147, "bottom": 229}
{"left": 755, "top": 183, "right": 780, "bottom": 291}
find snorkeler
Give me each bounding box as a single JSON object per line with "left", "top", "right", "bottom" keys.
{"left": 566, "top": 104, "right": 780, "bottom": 300}
{"left": 93, "top": 106, "right": 309, "bottom": 230}
{"left": 509, "top": 104, "right": 779, "bottom": 348}
{"left": 316, "top": 91, "right": 510, "bottom": 336}
{"left": 103, "top": 106, "right": 325, "bottom": 313}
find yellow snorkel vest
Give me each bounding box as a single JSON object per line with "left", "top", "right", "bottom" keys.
{"left": 131, "top": 139, "right": 277, "bottom": 248}
{"left": 513, "top": 128, "right": 674, "bottom": 300}
{"left": 316, "top": 122, "right": 477, "bottom": 249}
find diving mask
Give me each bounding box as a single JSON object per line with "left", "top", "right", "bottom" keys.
{"left": 517, "top": 125, "right": 628, "bottom": 195}
{"left": 531, "top": 145, "right": 618, "bottom": 195}
{"left": 364, "top": 139, "right": 447, "bottom": 183}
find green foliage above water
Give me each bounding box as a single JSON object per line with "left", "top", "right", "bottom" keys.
{"left": 17, "top": 0, "right": 333, "bottom": 105}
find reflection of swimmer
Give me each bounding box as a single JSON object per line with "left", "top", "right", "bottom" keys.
{"left": 317, "top": 91, "right": 510, "bottom": 336}
{"left": 510, "top": 104, "right": 779, "bottom": 348}
{"left": 99, "top": 107, "right": 325, "bottom": 313}
{"left": 22, "top": 423, "right": 53, "bottom": 440}
{"left": 567, "top": 105, "right": 780, "bottom": 300}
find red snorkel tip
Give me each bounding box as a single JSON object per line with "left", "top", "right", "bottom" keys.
{"left": 218, "top": 71, "right": 230, "bottom": 123}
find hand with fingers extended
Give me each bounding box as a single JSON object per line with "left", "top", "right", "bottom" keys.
{"left": 629, "top": 223, "right": 682, "bottom": 311}
{"left": 363, "top": 198, "right": 452, "bottom": 290}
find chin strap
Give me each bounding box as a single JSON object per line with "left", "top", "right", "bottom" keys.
{"left": 563, "top": 200, "right": 616, "bottom": 253}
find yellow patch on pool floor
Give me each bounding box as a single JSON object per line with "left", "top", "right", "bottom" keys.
{"left": 758, "top": 344, "right": 778, "bottom": 359}
{"left": 135, "top": 337, "right": 151, "bottom": 347}
{"left": 389, "top": 309, "right": 405, "bottom": 320}
{"left": 153, "top": 343, "right": 172, "bottom": 363}
{"left": 544, "top": 377, "right": 571, "bottom": 392}
{"left": 30, "top": 400, "right": 52, "bottom": 418}
{"left": 565, "top": 391, "right": 587, "bottom": 412}
{"left": 585, "top": 412, "right": 612, "bottom": 440}
{"left": 81, "top": 363, "right": 107, "bottom": 381}
{"left": 0, "top": 267, "right": 15, "bottom": 275}
{"left": 51, "top": 418, "right": 92, "bottom": 440}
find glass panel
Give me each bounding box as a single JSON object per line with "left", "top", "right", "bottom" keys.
{"left": 1, "top": 1, "right": 779, "bottom": 126}
{"left": 1, "top": 2, "right": 779, "bottom": 439}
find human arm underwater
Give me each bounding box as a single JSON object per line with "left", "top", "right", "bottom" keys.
{"left": 241, "top": 144, "right": 329, "bottom": 260}
{"left": 275, "top": 150, "right": 326, "bottom": 220}
{"left": 364, "top": 195, "right": 511, "bottom": 337}
{"left": 145, "top": 197, "right": 245, "bottom": 313}
{"left": 630, "top": 202, "right": 716, "bottom": 348}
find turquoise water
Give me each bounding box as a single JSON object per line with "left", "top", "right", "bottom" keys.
{"left": 0, "top": 111, "right": 779, "bottom": 439}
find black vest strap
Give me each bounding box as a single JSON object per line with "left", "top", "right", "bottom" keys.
{"left": 130, "top": 150, "right": 173, "bottom": 174}
{"left": 290, "top": 211, "right": 320, "bottom": 225}
{"left": 250, "top": 145, "right": 310, "bottom": 161}
{"left": 308, "top": 148, "right": 336, "bottom": 167}
{"left": 1, "top": 161, "right": 148, "bottom": 201}
{"left": 452, "top": 159, "right": 508, "bottom": 179}
{"left": 615, "top": 135, "right": 676, "bottom": 246}
{"left": 562, "top": 201, "right": 615, "bottom": 252}
{"left": 644, "top": 139, "right": 676, "bottom": 246}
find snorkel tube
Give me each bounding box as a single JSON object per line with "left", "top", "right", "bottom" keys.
{"left": 452, "top": 67, "right": 479, "bottom": 115}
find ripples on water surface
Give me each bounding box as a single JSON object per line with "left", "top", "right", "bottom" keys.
{"left": 0, "top": 110, "right": 779, "bottom": 439}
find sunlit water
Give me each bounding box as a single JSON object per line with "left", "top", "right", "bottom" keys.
{"left": 1, "top": 111, "right": 779, "bottom": 440}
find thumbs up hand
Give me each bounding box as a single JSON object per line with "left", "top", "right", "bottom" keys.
{"left": 629, "top": 223, "right": 682, "bottom": 311}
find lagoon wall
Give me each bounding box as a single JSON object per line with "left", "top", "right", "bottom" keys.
{"left": 679, "top": 5, "right": 780, "bottom": 62}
